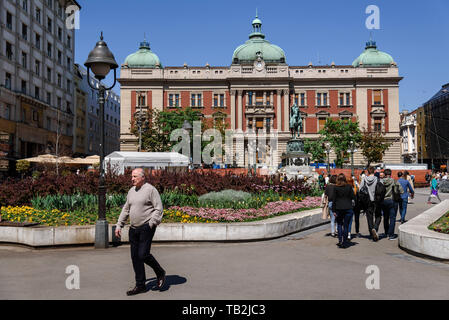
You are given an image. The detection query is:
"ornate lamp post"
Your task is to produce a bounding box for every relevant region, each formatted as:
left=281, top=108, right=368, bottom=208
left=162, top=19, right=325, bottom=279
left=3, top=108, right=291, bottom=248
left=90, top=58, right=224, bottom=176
left=347, top=140, right=357, bottom=178
left=84, top=33, right=118, bottom=249
left=325, top=142, right=331, bottom=176
left=182, top=120, right=193, bottom=169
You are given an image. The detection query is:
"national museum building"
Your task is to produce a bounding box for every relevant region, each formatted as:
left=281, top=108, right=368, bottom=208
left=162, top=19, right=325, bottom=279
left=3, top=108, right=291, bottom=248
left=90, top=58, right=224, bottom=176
left=118, top=15, right=402, bottom=167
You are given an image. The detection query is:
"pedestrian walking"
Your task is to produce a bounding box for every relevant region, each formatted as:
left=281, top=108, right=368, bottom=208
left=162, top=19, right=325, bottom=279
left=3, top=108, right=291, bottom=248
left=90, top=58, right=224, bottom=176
left=397, top=172, right=414, bottom=223
left=427, top=173, right=442, bottom=204
left=347, top=177, right=361, bottom=239
left=325, top=175, right=338, bottom=237
left=115, top=168, right=166, bottom=296
left=380, top=169, right=404, bottom=240
left=359, top=166, right=384, bottom=242
left=329, top=174, right=355, bottom=248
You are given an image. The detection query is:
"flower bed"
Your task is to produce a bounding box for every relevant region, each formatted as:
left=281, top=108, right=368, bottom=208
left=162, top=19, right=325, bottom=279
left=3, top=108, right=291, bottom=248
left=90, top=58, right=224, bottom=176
left=428, top=211, right=449, bottom=234
left=1, top=196, right=320, bottom=226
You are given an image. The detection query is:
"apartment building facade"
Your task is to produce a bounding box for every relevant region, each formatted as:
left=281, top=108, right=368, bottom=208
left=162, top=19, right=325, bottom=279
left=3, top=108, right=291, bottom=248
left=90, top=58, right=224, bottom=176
left=0, top=0, right=80, bottom=175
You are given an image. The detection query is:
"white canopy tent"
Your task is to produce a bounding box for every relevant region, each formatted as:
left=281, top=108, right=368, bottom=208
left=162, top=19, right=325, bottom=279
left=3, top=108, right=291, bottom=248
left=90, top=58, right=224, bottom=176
left=104, top=152, right=189, bottom=174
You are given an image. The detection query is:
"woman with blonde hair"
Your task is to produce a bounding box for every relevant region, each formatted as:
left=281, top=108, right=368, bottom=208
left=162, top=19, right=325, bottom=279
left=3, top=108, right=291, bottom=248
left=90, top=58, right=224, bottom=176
left=347, top=176, right=360, bottom=239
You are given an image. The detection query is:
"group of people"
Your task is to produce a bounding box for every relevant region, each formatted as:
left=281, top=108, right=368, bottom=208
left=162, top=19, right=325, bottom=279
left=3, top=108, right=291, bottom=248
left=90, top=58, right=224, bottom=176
left=321, top=167, right=416, bottom=249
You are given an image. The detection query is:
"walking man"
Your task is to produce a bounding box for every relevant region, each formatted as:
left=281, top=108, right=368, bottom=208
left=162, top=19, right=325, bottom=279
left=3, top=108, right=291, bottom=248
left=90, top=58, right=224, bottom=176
left=397, top=172, right=414, bottom=223
left=380, top=169, right=404, bottom=240
left=115, top=168, right=166, bottom=296
left=360, top=166, right=382, bottom=241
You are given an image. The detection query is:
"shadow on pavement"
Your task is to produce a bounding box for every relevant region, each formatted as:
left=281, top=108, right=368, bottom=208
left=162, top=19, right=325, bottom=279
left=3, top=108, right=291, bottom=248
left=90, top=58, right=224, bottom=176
left=145, top=275, right=187, bottom=292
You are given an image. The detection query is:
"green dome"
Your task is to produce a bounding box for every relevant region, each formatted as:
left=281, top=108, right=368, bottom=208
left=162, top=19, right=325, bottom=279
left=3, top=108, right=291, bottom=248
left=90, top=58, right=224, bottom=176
left=124, top=41, right=162, bottom=68
left=352, top=40, right=395, bottom=67
left=232, top=16, right=286, bottom=64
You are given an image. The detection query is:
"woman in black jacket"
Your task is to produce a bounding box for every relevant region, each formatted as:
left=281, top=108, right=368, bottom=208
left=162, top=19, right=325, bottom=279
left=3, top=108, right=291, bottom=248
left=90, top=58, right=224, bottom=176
left=330, top=174, right=356, bottom=248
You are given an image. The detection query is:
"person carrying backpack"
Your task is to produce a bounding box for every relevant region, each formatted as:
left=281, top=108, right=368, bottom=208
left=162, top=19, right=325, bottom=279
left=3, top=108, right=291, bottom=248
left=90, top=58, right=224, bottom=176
left=359, top=166, right=384, bottom=242
left=380, top=169, right=404, bottom=240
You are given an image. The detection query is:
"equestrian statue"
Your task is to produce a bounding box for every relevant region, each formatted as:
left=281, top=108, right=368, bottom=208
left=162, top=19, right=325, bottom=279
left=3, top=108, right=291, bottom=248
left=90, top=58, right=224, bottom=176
left=289, top=103, right=303, bottom=139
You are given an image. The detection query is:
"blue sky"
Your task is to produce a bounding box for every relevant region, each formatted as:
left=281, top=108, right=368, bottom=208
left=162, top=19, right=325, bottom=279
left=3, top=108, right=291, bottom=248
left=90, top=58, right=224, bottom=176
left=75, top=0, right=449, bottom=112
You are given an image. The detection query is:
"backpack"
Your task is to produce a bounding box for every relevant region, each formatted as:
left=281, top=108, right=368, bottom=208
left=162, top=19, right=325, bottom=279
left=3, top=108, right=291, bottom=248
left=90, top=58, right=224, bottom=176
left=375, top=181, right=386, bottom=203
left=392, top=182, right=402, bottom=202
left=358, top=180, right=371, bottom=210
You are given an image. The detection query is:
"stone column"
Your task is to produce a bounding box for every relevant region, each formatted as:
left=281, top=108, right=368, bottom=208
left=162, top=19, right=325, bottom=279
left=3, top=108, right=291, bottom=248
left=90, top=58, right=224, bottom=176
left=230, top=90, right=236, bottom=130
left=270, top=91, right=273, bottom=107
left=283, top=89, right=289, bottom=132
left=263, top=91, right=267, bottom=105
left=238, top=90, right=243, bottom=131
left=277, top=90, right=282, bottom=132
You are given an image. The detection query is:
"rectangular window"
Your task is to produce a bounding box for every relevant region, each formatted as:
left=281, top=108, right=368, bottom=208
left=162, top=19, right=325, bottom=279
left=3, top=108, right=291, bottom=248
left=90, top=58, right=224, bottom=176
left=35, top=33, right=41, bottom=49
left=47, top=18, right=52, bottom=33
left=46, top=91, right=51, bottom=104
left=47, top=67, right=51, bottom=81
left=6, top=105, right=11, bottom=120
left=35, top=8, right=41, bottom=23
left=248, top=118, right=253, bottom=129
left=21, top=80, right=27, bottom=94
left=374, top=117, right=382, bottom=132
left=6, top=12, right=13, bottom=30
left=58, top=50, right=62, bottom=64
left=346, top=93, right=351, bottom=106
left=255, top=92, right=263, bottom=106
left=5, top=73, right=12, bottom=89
left=58, top=27, right=62, bottom=41
left=22, top=24, right=28, bottom=40
left=47, top=42, right=52, bottom=57
left=57, top=97, right=62, bottom=108
left=220, top=94, right=224, bottom=107
left=175, top=94, right=179, bottom=107
left=294, top=93, right=299, bottom=105
left=169, top=94, right=173, bottom=107
left=300, top=93, right=306, bottom=106
left=339, top=93, right=344, bottom=106
left=35, top=60, right=40, bottom=75
left=197, top=94, right=202, bottom=107
left=6, top=42, right=13, bottom=60
left=323, top=93, right=328, bottom=106
left=213, top=94, right=218, bottom=107
left=22, top=52, right=27, bottom=68
left=248, top=92, right=253, bottom=105
left=318, top=118, right=327, bottom=131
left=266, top=93, right=270, bottom=106
left=373, top=90, right=382, bottom=105
left=35, top=86, right=40, bottom=99
left=67, top=57, right=71, bottom=71
left=67, top=79, right=71, bottom=92
left=256, top=118, right=264, bottom=130
left=22, top=0, right=28, bottom=12
left=317, top=93, right=321, bottom=106
left=67, top=36, right=71, bottom=48
left=191, top=94, right=196, bottom=107
left=266, top=118, right=271, bottom=134
left=57, top=74, right=61, bottom=87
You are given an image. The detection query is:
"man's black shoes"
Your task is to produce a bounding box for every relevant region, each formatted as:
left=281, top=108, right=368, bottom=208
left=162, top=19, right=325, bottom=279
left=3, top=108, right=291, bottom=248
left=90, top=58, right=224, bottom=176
left=126, top=285, right=147, bottom=296
left=157, top=270, right=166, bottom=289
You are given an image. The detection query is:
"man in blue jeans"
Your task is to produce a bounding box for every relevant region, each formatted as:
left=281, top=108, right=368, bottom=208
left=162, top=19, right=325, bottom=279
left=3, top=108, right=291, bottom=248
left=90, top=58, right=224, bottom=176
left=397, top=172, right=414, bottom=223
left=380, top=169, right=404, bottom=240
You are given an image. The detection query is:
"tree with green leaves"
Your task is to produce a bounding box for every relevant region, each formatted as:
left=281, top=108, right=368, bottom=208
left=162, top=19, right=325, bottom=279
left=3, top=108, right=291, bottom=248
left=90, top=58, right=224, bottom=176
left=359, top=129, right=392, bottom=167
left=319, top=119, right=362, bottom=168
left=303, top=138, right=326, bottom=163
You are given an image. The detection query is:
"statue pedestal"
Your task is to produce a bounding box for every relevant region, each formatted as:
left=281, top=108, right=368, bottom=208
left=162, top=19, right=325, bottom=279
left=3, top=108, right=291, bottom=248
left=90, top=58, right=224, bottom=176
left=280, top=139, right=316, bottom=180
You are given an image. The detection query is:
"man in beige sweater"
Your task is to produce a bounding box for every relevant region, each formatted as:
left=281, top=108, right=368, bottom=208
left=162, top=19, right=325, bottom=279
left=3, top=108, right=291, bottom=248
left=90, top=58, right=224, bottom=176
left=115, top=168, right=166, bottom=296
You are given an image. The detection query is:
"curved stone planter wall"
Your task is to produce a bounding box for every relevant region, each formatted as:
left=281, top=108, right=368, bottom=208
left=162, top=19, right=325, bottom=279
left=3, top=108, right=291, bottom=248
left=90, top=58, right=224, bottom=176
left=0, top=208, right=325, bottom=247
left=399, top=200, right=449, bottom=260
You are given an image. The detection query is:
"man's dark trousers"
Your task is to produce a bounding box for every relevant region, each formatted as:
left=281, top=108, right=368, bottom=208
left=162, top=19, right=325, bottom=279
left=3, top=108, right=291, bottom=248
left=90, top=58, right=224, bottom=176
left=381, top=199, right=396, bottom=237
left=365, top=201, right=382, bottom=235
left=129, top=223, right=165, bottom=288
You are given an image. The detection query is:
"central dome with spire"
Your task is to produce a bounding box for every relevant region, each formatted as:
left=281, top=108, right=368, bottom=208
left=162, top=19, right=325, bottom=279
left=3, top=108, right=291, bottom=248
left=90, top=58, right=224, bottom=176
left=123, top=39, right=162, bottom=69
left=232, top=14, right=286, bottom=65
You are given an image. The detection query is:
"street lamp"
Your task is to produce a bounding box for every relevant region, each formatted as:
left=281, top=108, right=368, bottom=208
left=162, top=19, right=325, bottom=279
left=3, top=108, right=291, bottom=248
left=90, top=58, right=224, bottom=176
left=182, top=120, right=193, bottom=169
left=325, top=142, right=331, bottom=176
left=84, top=33, right=118, bottom=249
left=347, top=140, right=357, bottom=178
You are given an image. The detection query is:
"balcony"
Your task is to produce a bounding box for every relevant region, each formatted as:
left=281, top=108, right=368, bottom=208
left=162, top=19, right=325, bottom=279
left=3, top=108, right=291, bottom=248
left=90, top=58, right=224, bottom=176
left=245, top=104, right=275, bottom=115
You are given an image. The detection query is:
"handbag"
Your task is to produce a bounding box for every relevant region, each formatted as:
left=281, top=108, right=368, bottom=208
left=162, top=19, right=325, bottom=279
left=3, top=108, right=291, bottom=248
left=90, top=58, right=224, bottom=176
left=321, top=193, right=330, bottom=219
